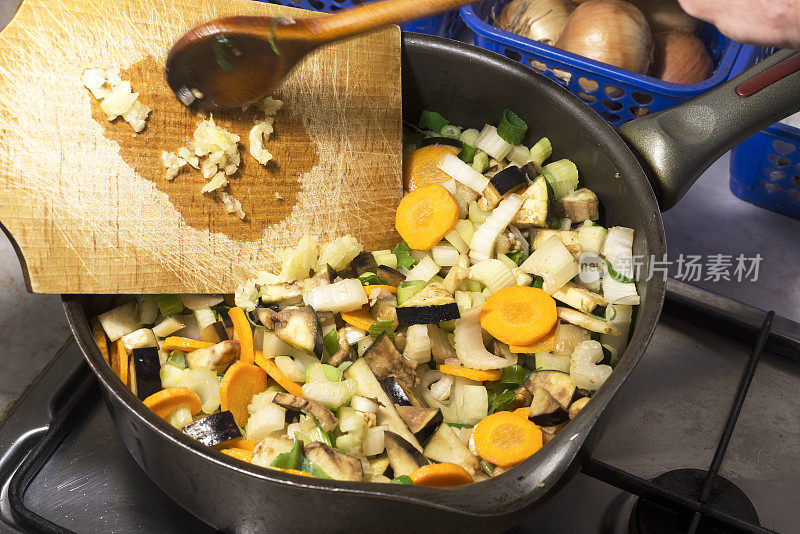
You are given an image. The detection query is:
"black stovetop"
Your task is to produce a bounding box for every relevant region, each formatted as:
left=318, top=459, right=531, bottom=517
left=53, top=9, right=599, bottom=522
left=1, top=280, right=799, bottom=534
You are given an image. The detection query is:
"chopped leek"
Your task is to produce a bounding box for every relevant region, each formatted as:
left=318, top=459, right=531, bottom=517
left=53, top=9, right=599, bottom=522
left=469, top=259, right=516, bottom=292
left=393, top=241, right=416, bottom=270
left=358, top=272, right=389, bottom=286
left=469, top=195, right=524, bottom=261
left=323, top=329, right=339, bottom=358
left=405, top=255, right=440, bottom=283
left=471, top=151, right=489, bottom=173
left=391, top=475, right=414, bottom=485
left=500, top=365, right=526, bottom=385
left=468, top=201, right=489, bottom=224
left=271, top=439, right=302, bottom=469
left=458, top=144, right=477, bottom=164
left=535, top=352, right=571, bottom=373
left=437, top=152, right=490, bottom=193
left=507, top=251, right=527, bottom=266
left=152, top=294, right=183, bottom=317
left=306, top=362, right=343, bottom=382
left=368, top=320, right=395, bottom=341
left=496, top=109, right=528, bottom=145
left=578, top=224, right=607, bottom=256
left=418, top=110, right=449, bottom=132
left=440, top=124, right=461, bottom=139
left=507, top=145, right=530, bottom=166
left=299, top=457, right=333, bottom=479
left=167, top=351, right=186, bottom=368
left=444, top=229, right=469, bottom=254
left=604, top=259, right=634, bottom=284
left=488, top=389, right=516, bottom=414
left=519, top=235, right=578, bottom=294
left=543, top=159, right=579, bottom=200
left=496, top=253, right=518, bottom=271
left=532, top=275, right=544, bottom=288
left=475, top=124, right=513, bottom=160
left=460, top=128, right=480, bottom=147
left=303, top=279, right=368, bottom=313
left=431, top=243, right=460, bottom=266
left=455, top=219, right=475, bottom=247
left=397, top=280, right=426, bottom=305
left=529, top=137, right=552, bottom=168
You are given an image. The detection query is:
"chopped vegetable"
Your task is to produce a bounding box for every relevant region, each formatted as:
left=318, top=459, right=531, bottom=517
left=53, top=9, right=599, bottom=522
left=91, top=317, right=110, bottom=363
left=163, top=336, right=214, bottom=352
left=395, top=183, right=460, bottom=251
left=439, top=365, right=502, bottom=382
left=228, top=307, right=255, bottom=364
left=409, top=462, right=473, bottom=487
left=496, top=109, right=528, bottom=145
left=219, top=362, right=269, bottom=427
left=403, top=144, right=461, bottom=191
left=529, top=137, right=552, bottom=169
left=111, top=338, right=129, bottom=386
left=519, top=235, right=579, bottom=294
left=391, top=475, right=414, bottom=485
left=270, top=438, right=302, bottom=469
left=341, top=305, right=377, bottom=331
left=418, top=110, right=449, bottom=132
left=220, top=448, right=253, bottom=463
left=393, top=241, right=416, bottom=270
left=183, top=411, right=242, bottom=446
left=474, top=124, right=512, bottom=160
left=254, top=350, right=304, bottom=397
left=480, top=286, right=557, bottom=346
left=469, top=194, right=523, bottom=261
left=454, top=307, right=517, bottom=370
left=152, top=294, right=184, bottom=317
left=542, top=159, right=579, bottom=200
left=143, top=387, right=202, bottom=419
left=397, top=280, right=426, bottom=305
left=304, top=279, right=368, bottom=313
left=473, top=411, right=543, bottom=467
left=500, top=365, right=527, bottom=386
left=437, top=152, right=490, bottom=194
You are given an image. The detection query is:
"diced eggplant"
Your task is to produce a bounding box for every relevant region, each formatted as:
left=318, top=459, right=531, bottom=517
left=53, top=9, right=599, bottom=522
left=530, top=229, right=581, bottom=256
left=186, top=340, right=240, bottom=373
left=183, top=410, right=242, bottom=447
left=258, top=305, right=323, bottom=357
left=600, top=344, right=614, bottom=366
left=513, top=174, right=553, bottom=228
left=383, top=377, right=412, bottom=406
left=555, top=188, right=599, bottom=222
left=370, top=295, right=399, bottom=330
left=540, top=423, right=564, bottom=445
left=396, top=405, right=442, bottom=445
left=569, top=397, right=591, bottom=419
left=327, top=326, right=356, bottom=367
left=304, top=442, right=363, bottom=482
left=384, top=431, right=428, bottom=477
left=422, top=423, right=480, bottom=475
left=370, top=457, right=391, bottom=477
left=212, top=320, right=229, bottom=341
left=527, top=386, right=570, bottom=427
left=418, top=136, right=462, bottom=150
left=506, top=385, right=533, bottom=411
left=524, top=370, right=577, bottom=409
left=272, top=392, right=338, bottom=432
left=198, top=322, right=222, bottom=344
left=132, top=347, right=161, bottom=400
left=376, top=266, right=406, bottom=286
left=363, top=333, right=419, bottom=388
left=259, top=282, right=304, bottom=305
left=251, top=435, right=299, bottom=468
left=477, top=183, right=503, bottom=211
left=490, top=166, right=528, bottom=196
left=397, top=283, right=460, bottom=326
left=351, top=252, right=378, bottom=276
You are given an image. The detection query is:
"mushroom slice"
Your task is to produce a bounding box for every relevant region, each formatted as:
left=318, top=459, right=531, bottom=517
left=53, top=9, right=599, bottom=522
left=258, top=305, right=323, bottom=357
left=363, top=333, right=419, bottom=388
left=272, top=392, right=338, bottom=432
left=185, top=340, right=240, bottom=373
left=304, top=442, right=363, bottom=482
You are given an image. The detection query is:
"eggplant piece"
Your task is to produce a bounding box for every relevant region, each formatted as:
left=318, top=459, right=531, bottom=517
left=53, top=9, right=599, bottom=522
left=259, top=282, right=304, bottom=305
left=370, top=295, right=399, bottom=330
left=477, top=183, right=503, bottom=211
left=211, top=320, right=229, bottom=341
left=528, top=386, right=570, bottom=427
left=258, top=305, right=323, bottom=357
left=382, top=377, right=412, bottom=406
left=418, top=136, right=462, bottom=150
left=351, top=252, right=378, bottom=276
left=327, top=326, right=356, bottom=367
left=569, top=396, right=591, bottom=419
left=513, top=174, right=554, bottom=229
left=251, top=435, right=299, bottom=468
left=304, top=442, right=363, bottom=482
left=555, top=188, right=599, bottom=222
left=363, top=333, right=419, bottom=388
left=183, top=410, right=242, bottom=446
left=600, top=344, right=614, bottom=367
left=422, top=423, right=480, bottom=475
left=272, top=392, right=338, bottom=432
left=524, top=370, right=577, bottom=409
left=506, top=385, right=533, bottom=411
left=376, top=265, right=406, bottom=286
left=186, top=340, right=240, bottom=373
left=384, top=431, right=428, bottom=477
left=396, top=405, right=442, bottom=445
left=490, top=166, right=528, bottom=196
left=132, top=347, right=161, bottom=400
left=540, top=423, right=564, bottom=445
left=397, top=283, right=460, bottom=326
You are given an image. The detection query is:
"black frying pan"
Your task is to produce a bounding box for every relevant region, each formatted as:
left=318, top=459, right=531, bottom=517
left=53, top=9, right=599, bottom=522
left=60, top=34, right=800, bottom=534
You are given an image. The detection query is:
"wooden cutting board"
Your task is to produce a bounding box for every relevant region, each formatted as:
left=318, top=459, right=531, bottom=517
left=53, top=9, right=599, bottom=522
left=0, top=0, right=402, bottom=294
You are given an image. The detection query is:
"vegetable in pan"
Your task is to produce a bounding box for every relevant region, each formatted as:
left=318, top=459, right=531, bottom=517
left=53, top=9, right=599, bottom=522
left=91, top=108, right=639, bottom=487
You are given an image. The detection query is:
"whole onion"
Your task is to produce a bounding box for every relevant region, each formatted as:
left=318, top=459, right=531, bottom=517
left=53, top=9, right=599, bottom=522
left=555, top=0, right=654, bottom=75
left=495, top=0, right=575, bottom=45
left=652, top=31, right=713, bottom=84
left=629, top=0, right=700, bottom=33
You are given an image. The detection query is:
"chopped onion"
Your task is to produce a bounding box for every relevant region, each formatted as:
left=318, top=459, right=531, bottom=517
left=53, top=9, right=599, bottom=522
left=404, top=324, right=432, bottom=364
left=363, top=426, right=386, bottom=456
left=520, top=235, right=578, bottom=294
left=601, top=226, right=635, bottom=266
left=469, top=259, right=517, bottom=292
left=469, top=194, right=523, bottom=261
left=121, top=328, right=158, bottom=351
left=437, top=152, right=490, bottom=194
left=405, top=255, right=441, bottom=282
left=193, top=307, right=216, bottom=331
left=181, top=294, right=224, bottom=310
left=280, top=234, right=319, bottom=282
left=474, top=124, right=513, bottom=160
left=274, top=355, right=305, bottom=382
left=245, top=403, right=286, bottom=441
left=601, top=304, right=633, bottom=357
left=430, top=374, right=454, bottom=401
left=344, top=326, right=367, bottom=345
left=179, top=368, right=221, bottom=413
left=303, top=278, right=367, bottom=312
left=97, top=301, right=141, bottom=341
left=351, top=395, right=379, bottom=414
left=431, top=244, right=460, bottom=266
left=603, top=275, right=641, bottom=305
left=152, top=316, right=185, bottom=338
left=454, top=307, right=518, bottom=370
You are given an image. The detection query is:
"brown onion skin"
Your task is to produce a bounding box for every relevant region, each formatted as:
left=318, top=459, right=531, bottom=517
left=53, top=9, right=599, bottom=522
left=495, top=0, right=575, bottom=46
left=555, top=0, right=654, bottom=75
left=652, top=31, right=713, bottom=84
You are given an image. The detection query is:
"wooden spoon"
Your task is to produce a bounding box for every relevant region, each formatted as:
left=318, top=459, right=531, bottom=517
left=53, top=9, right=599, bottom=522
left=166, top=0, right=473, bottom=110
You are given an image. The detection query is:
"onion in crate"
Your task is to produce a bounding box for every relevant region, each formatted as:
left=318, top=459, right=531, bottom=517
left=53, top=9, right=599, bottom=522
left=555, top=0, right=654, bottom=75
left=652, top=31, right=713, bottom=84
left=494, top=0, right=575, bottom=45
left=629, top=0, right=700, bottom=33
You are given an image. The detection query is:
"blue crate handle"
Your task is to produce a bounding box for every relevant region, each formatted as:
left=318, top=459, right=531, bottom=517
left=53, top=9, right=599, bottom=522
left=619, top=50, right=800, bottom=210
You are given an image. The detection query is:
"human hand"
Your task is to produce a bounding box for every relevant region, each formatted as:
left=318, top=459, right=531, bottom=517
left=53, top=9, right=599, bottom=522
left=678, top=0, right=800, bottom=48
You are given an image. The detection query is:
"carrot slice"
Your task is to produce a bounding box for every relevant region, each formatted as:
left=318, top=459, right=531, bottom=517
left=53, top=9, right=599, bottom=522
left=220, top=362, right=268, bottom=427
left=403, top=144, right=461, bottom=191
left=473, top=411, right=543, bottom=467
left=254, top=350, right=304, bottom=397
left=511, top=407, right=531, bottom=419
left=229, top=307, right=254, bottom=364
left=282, top=468, right=315, bottom=478
left=111, top=339, right=129, bottom=387
left=220, top=448, right=253, bottom=463
left=395, top=183, right=460, bottom=251
left=340, top=305, right=377, bottom=331
left=215, top=437, right=258, bottom=451
left=439, top=364, right=502, bottom=382
left=363, top=284, right=398, bottom=296
left=143, top=387, right=202, bottom=419
left=163, top=336, right=214, bottom=352
left=480, top=286, right=558, bottom=346
left=91, top=317, right=110, bottom=363
left=509, top=325, right=557, bottom=353
left=409, top=462, right=473, bottom=487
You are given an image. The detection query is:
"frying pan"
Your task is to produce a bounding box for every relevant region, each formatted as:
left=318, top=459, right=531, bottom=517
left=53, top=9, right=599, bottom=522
left=59, top=34, right=800, bottom=533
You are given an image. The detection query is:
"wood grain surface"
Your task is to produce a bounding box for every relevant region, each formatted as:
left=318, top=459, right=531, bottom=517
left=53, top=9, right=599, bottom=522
left=0, top=0, right=403, bottom=294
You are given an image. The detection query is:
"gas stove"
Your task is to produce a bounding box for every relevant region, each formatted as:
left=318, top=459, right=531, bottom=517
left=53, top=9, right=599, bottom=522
left=0, top=279, right=798, bottom=534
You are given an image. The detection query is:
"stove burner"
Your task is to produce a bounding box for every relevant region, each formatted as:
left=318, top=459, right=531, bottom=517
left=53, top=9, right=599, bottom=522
left=629, top=469, right=759, bottom=534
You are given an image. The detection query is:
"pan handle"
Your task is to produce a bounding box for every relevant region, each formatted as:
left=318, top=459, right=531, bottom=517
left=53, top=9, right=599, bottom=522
left=619, top=49, right=800, bottom=211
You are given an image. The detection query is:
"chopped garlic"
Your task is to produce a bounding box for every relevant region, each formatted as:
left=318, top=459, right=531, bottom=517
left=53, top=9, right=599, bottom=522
left=234, top=277, right=259, bottom=311
left=122, top=100, right=151, bottom=133
left=177, top=147, right=199, bottom=169
left=194, top=118, right=240, bottom=158
left=83, top=68, right=150, bottom=133
left=219, top=191, right=246, bottom=219
left=99, top=81, right=138, bottom=120
left=201, top=172, right=228, bottom=194
left=249, top=118, right=275, bottom=166
left=258, top=97, right=283, bottom=117
left=161, top=151, right=185, bottom=180
left=81, top=68, right=110, bottom=99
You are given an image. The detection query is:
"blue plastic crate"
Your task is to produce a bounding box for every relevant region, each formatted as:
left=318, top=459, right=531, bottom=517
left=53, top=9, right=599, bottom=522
left=460, top=0, right=746, bottom=126
left=728, top=46, right=800, bottom=220
left=267, top=0, right=464, bottom=38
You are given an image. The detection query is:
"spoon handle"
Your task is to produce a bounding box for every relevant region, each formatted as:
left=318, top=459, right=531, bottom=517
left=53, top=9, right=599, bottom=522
left=303, top=0, right=473, bottom=42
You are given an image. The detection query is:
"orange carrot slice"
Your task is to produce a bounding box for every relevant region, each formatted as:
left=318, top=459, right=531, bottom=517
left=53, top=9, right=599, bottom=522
left=439, top=364, right=502, bottom=382
left=143, top=387, right=202, bottom=419
left=220, top=448, right=253, bottom=463
left=363, top=285, right=398, bottom=296
left=409, top=462, right=473, bottom=487
left=509, top=325, right=557, bottom=353
left=163, top=337, right=214, bottom=352
left=220, top=362, right=268, bottom=427
left=111, top=339, right=129, bottom=387
left=395, top=183, right=460, bottom=251
left=215, top=437, right=258, bottom=451
left=480, top=286, right=558, bottom=346
left=254, top=350, right=304, bottom=397
left=282, top=468, right=315, bottom=478
left=229, top=307, right=254, bottom=364
left=403, top=144, right=461, bottom=191
left=473, top=411, right=543, bottom=467
left=511, top=407, right=531, bottom=420
left=340, top=305, right=377, bottom=331
left=91, top=317, right=110, bottom=363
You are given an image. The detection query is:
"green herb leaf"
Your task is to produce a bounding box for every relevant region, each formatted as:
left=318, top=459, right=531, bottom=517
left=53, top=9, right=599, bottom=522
left=446, top=422, right=474, bottom=429
left=391, top=475, right=414, bottom=485
left=270, top=439, right=302, bottom=470
left=323, top=329, right=339, bottom=359
left=152, top=295, right=183, bottom=317
left=496, top=109, right=528, bottom=145
left=500, top=365, right=526, bottom=386
left=507, top=251, right=527, bottom=266
left=393, top=241, right=416, bottom=270
left=581, top=301, right=608, bottom=322
left=532, top=276, right=544, bottom=289
left=299, top=457, right=332, bottom=479
left=488, top=389, right=516, bottom=414
left=358, top=272, right=389, bottom=286
left=604, top=259, right=635, bottom=284
left=418, top=110, right=449, bottom=132
left=368, top=320, right=395, bottom=342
